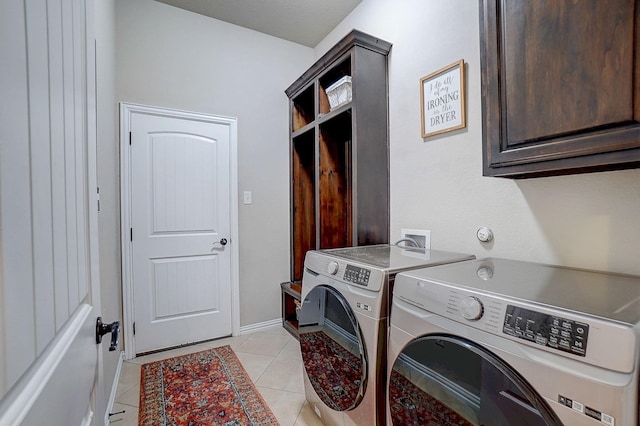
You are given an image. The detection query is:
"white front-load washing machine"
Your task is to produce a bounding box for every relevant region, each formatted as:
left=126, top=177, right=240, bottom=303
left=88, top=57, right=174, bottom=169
left=387, top=258, right=640, bottom=425
left=299, top=244, right=474, bottom=425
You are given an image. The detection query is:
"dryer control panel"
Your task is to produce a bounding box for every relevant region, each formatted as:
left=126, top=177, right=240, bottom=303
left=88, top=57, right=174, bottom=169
left=503, top=305, right=589, bottom=357
left=393, top=273, right=637, bottom=373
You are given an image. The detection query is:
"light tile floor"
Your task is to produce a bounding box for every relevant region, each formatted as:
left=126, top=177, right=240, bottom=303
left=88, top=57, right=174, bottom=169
left=108, top=326, right=324, bottom=426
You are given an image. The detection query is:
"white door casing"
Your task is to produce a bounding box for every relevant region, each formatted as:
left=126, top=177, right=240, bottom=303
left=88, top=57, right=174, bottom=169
left=121, top=103, right=240, bottom=358
left=0, top=0, right=104, bottom=425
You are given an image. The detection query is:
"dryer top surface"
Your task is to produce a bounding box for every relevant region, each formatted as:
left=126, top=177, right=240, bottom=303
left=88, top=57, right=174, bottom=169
left=399, top=257, right=640, bottom=325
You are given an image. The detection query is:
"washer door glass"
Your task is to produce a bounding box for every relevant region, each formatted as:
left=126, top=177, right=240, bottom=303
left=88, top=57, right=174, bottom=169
left=389, top=335, right=563, bottom=426
left=299, top=285, right=367, bottom=412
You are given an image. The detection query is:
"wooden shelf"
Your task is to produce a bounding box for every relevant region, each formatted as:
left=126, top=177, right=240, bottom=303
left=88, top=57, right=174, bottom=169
left=286, top=29, right=392, bottom=283
left=282, top=30, right=391, bottom=337
left=291, top=122, right=316, bottom=139
left=316, top=103, right=352, bottom=126
left=291, top=84, right=315, bottom=132
left=281, top=282, right=302, bottom=340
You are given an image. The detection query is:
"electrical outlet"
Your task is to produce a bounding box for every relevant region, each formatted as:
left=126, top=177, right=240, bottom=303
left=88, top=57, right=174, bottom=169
left=400, top=228, right=431, bottom=249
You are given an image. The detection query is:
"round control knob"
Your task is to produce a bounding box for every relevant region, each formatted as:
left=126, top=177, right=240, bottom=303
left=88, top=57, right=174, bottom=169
left=460, top=296, right=484, bottom=321
left=327, top=261, right=339, bottom=275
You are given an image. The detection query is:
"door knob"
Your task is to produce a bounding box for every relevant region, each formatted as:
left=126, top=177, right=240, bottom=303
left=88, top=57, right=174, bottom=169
left=213, top=238, right=228, bottom=247
left=96, top=317, right=120, bottom=351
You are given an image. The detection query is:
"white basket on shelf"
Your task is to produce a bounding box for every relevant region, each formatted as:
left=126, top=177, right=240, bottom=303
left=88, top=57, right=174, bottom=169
left=326, top=76, right=352, bottom=110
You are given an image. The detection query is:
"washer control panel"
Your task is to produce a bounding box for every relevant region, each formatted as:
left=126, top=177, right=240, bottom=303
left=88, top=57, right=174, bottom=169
left=343, top=264, right=371, bottom=286
left=503, top=305, right=589, bottom=357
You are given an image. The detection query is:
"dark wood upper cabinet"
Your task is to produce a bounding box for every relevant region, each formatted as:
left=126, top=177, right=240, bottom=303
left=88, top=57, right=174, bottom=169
left=286, top=30, right=391, bottom=282
left=480, top=0, right=640, bottom=178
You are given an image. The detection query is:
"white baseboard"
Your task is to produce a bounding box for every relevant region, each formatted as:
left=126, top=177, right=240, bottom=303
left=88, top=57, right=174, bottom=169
left=239, top=318, right=282, bottom=335
left=104, top=351, right=125, bottom=426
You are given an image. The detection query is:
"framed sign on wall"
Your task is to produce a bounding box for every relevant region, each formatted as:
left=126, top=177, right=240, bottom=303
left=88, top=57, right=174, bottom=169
left=420, top=59, right=466, bottom=138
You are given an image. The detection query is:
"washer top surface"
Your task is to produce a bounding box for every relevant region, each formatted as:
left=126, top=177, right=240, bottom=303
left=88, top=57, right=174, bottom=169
left=320, top=244, right=474, bottom=273
left=401, top=257, right=640, bottom=325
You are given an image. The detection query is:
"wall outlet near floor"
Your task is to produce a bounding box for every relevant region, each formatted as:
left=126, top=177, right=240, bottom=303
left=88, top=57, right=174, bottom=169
left=400, top=228, right=431, bottom=249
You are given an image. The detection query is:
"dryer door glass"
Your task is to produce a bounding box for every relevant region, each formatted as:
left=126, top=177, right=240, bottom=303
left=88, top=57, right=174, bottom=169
left=299, top=285, right=367, bottom=412
left=389, top=335, right=562, bottom=426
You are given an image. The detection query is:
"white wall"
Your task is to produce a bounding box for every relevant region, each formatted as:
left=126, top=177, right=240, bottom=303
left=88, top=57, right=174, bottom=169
left=114, top=0, right=314, bottom=326
left=109, top=0, right=640, bottom=336
left=317, top=0, right=640, bottom=275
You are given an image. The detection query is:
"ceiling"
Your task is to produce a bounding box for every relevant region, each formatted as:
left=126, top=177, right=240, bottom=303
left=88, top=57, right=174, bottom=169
left=154, top=0, right=363, bottom=47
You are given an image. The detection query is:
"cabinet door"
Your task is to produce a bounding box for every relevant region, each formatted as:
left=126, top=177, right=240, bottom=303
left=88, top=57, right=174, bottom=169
left=480, top=0, right=640, bottom=178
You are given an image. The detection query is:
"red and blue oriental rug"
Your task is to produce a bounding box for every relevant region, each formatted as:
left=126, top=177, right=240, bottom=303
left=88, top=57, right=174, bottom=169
left=299, top=330, right=363, bottom=411
left=138, top=345, right=278, bottom=425
left=388, top=369, right=473, bottom=425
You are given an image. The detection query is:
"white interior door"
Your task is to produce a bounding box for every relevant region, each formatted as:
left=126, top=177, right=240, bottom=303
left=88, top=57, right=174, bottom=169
left=128, top=106, right=236, bottom=354
left=0, top=0, right=104, bottom=424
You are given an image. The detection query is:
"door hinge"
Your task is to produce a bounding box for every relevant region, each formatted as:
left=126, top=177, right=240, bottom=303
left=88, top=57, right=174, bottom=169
left=130, top=228, right=133, bottom=242
left=129, top=131, right=132, bottom=145
left=96, top=187, right=101, bottom=212
left=133, top=322, right=136, bottom=336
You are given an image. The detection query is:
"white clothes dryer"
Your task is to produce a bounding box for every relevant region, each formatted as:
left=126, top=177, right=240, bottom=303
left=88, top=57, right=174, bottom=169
left=299, top=244, right=474, bottom=425
left=387, top=258, right=640, bottom=426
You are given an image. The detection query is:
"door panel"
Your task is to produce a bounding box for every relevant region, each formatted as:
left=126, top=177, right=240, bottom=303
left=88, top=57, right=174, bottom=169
left=131, top=111, right=233, bottom=354
left=20, top=305, right=97, bottom=426
left=151, top=134, right=218, bottom=233
left=152, top=256, right=219, bottom=317
left=0, top=0, right=101, bottom=423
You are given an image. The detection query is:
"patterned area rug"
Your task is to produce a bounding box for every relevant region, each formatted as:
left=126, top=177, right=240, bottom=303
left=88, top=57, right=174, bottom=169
left=388, top=369, right=473, bottom=425
left=138, top=345, right=278, bottom=425
left=299, top=330, right=363, bottom=411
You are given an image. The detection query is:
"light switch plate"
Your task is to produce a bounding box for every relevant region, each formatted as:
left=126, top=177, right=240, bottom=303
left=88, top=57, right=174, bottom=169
left=243, top=191, right=252, bottom=205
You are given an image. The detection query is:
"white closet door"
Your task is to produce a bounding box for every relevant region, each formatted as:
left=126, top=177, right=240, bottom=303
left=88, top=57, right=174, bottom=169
left=128, top=108, right=234, bottom=354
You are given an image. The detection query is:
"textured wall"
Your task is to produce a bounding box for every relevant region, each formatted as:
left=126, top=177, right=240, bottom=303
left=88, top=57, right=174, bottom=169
left=317, top=0, right=640, bottom=275
left=114, top=0, right=313, bottom=327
